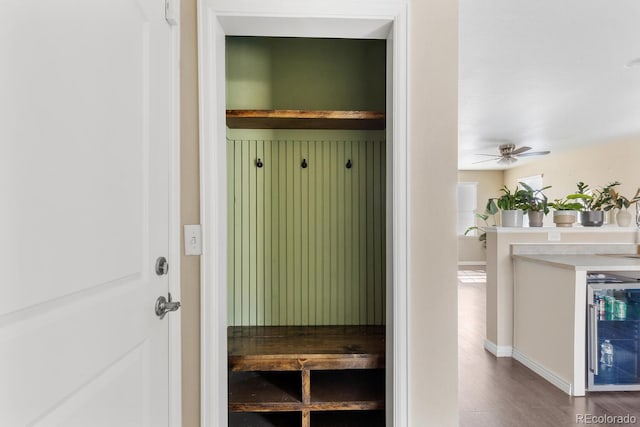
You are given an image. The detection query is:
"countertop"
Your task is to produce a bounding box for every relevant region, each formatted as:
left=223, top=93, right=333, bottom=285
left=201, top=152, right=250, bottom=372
left=486, top=226, right=639, bottom=233
left=512, top=253, right=640, bottom=271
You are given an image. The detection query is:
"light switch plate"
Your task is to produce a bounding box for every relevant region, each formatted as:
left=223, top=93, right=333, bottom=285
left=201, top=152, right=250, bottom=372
left=184, top=224, right=202, bottom=255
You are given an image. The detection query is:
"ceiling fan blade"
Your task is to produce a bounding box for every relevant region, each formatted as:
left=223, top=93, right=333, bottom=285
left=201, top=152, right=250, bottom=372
left=472, top=157, right=501, bottom=164
left=510, top=146, right=532, bottom=155
left=516, top=150, right=551, bottom=157
left=476, top=153, right=502, bottom=157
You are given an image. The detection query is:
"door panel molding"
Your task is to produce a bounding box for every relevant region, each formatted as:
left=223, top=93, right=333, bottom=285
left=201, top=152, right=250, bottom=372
left=32, top=342, right=150, bottom=427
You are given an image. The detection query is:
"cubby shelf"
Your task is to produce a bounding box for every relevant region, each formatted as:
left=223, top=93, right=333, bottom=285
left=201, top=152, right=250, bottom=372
left=227, top=326, right=385, bottom=427
left=228, top=411, right=385, bottom=427
left=229, top=371, right=302, bottom=412
left=226, top=109, right=386, bottom=130
left=228, top=370, right=385, bottom=413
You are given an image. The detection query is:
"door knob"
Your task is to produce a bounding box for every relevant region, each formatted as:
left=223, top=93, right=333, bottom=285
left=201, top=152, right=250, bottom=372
left=155, top=292, right=181, bottom=319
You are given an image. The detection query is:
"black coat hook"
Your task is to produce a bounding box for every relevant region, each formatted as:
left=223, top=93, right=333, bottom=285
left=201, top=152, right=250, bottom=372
left=346, top=159, right=352, bottom=169
left=301, top=159, right=308, bottom=169
left=256, top=158, right=263, bottom=168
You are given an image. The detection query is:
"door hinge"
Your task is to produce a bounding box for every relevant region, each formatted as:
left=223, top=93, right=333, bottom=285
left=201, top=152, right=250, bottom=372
left=164, top=0, right=178, bottom=26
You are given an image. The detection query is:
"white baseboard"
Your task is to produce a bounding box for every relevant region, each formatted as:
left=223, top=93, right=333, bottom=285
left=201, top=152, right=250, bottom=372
left=483, top=339, right=513, bottom=357
left=457, top=261, right=487, bottom=266
left=512, top=348, right=573, bottom=395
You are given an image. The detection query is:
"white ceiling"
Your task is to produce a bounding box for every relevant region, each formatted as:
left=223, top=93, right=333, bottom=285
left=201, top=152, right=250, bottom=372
left=459, top=0, right=640, bottom=170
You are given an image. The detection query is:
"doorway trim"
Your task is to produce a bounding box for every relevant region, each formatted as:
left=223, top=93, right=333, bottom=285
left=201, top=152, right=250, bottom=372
left=197, top=2, right=409, bottom=426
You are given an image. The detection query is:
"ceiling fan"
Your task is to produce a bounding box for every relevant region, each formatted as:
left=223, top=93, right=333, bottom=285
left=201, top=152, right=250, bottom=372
left=474, top=143, right=550, bottom=165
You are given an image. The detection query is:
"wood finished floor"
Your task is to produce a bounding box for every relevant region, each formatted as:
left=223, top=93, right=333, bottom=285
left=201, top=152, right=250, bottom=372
left=458, top=270, right=640, bottom=427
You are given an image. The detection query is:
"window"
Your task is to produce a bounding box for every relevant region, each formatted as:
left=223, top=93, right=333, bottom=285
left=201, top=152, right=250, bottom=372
left=518, top=174, right=543, bottom=192
left=457, top=182, right=478, bottom=235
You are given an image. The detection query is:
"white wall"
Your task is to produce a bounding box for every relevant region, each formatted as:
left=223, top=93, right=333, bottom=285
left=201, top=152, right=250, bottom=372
left=409, top=0, right=459, bottom=425
left=512, top=258, right=583, bottom=395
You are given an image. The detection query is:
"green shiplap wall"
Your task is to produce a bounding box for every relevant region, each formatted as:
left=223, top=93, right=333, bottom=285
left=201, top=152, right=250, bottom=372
left=225, top=36, right=387, bottom=143
left=226, top=37, right=386, bottom=111
left=227, top=139, right=386, bottom=326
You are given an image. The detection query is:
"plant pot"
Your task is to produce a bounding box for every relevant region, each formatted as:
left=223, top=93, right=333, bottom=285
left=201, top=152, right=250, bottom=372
left=580, top=211, right=604, bottom=227
left=616, top=209, right=632, bottom=227
left=527, top=211, right=544, bottom=227
left=501, top=209, right=523, bottom=227
left=553, top=211, right=576, bottom=227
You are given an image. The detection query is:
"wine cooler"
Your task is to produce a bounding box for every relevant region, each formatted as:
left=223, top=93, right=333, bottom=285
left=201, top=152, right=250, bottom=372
left=587, top=275, right=640, bottom=391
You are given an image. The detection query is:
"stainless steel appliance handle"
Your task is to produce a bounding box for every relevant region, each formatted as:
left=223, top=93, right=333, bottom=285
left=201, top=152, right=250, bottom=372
left=589, top=303, right=598, bottom=376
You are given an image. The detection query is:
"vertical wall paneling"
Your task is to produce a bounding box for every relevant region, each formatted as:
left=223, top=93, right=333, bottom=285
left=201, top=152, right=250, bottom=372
left=249, top=141, right=257, bottom=325
left=301, top=141, right=309, bottom=326
left=227, top=138, right=386, bottom=326
left=337, top=141, right=345, bottom=325
left=263, top=140, right=272, bottom=325
left=308, top=141, right=317, bottom=325
left=234, top=141, right=243, bottom=325
left=278, top=141, right=287, bottom=325
left=344, top=140, right=352, bottom=324
left=359, top=141, right=368, bottom=324
left=322, top=142, right=331, bottom=323
left=256, top=140, right=264, bottom=325
left=270, top=141, right=280, bottom=325
left=227, top=142, right=235, bottom=326
left=376, top=145, right=387, bottom=323
left=293, top=141, right=301, bottom=324
left=351, top=141, right=360, bottom=324
left=286, top=142, right=294, bottom=323
left=329, top=140, right=337, bottom=324
left=373, top=140, right=384, bottom=324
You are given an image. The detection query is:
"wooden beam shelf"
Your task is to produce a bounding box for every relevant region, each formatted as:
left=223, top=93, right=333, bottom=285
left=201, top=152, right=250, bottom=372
left=226, top=109, right=386, bottom=130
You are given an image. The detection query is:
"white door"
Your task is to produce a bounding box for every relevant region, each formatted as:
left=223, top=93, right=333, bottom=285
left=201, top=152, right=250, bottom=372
left=0, top=0, right=176, bottom=426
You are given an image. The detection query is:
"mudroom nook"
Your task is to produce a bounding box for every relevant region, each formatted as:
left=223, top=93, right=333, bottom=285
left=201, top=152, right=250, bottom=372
left=225, top=36, right=388, bottom=427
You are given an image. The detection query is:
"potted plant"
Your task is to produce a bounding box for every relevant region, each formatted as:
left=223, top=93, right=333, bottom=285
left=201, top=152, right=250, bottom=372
left=607, top=187, right=640, bottom=227
left=573, top=181, right=620, bottom=226
left=549, top=197, right=584, bottom=227
left=492, top=185, right=527, bottom=227
left=519, top=182, right=551, bottom=227
left=464, top=199, right=499, bottom=247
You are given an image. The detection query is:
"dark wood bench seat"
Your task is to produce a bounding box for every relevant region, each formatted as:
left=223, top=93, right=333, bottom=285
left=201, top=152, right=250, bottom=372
left=228, top=325, right=385, bottom=371
left=227, top=325, right=386, bottom=427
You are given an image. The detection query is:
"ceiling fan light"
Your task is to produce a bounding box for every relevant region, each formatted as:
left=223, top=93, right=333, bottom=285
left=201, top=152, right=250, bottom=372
left=625, top=57, right=640, bottom=68
left=498, top=156, right=516, bottom=165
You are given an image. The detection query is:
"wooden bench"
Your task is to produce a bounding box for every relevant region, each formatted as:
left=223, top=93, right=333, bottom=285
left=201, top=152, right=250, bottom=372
left=228, top=326, right=385, bottom=427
